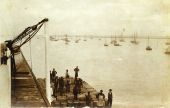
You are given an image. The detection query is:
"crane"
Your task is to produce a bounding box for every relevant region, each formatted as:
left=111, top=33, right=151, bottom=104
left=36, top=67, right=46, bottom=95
left=5, top=18, right=48, bottom=81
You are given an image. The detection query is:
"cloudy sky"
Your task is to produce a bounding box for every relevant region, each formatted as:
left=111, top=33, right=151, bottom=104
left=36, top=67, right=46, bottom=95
left=0, top=0, right=170, bottom=39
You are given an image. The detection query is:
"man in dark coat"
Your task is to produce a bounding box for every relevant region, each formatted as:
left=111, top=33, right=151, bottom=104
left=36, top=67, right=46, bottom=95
left=107, top=89, right=113, bottom=107
left=65, top=78, right=70, bottom=93
left=53, top=76, right=58, bottom=97
left=52, top=68, right=57, bottom=82
left=86, top=91, right=92, bottom=106
left=74, top=66, right=79, bottom=78
left=73, top=85, right=78, bottom=100
left=59, top=77, right=64, bottom=96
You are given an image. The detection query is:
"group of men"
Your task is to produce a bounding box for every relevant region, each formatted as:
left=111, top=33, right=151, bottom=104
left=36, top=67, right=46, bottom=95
left=96, top=89, right=113, bottom=107
left=50, top=66, right=82, bottom=99
left=50, top=66, right=113, bottom=107
left=85, top=89, right=113, bottom=107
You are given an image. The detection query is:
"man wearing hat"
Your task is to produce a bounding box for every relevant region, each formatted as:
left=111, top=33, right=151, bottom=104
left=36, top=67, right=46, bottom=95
left=97, top=90, right=105, bottom=107
left=108, top=89, right=113, bottom=107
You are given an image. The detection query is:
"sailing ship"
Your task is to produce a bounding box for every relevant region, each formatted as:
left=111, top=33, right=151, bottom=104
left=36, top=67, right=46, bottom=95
left=131, top=32, right=138, bottom=44
left=146, top=36, right=152, bottom=50
left=110, top=36, right=115, bottom=44
left=165, top=46, right=170, bottom=54
left=113, top=35, right=120, bottom=46
left=104, top=39, right=109, bottom=46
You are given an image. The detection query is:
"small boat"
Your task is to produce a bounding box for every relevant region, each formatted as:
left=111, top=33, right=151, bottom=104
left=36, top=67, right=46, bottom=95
left=110, top=36, right=115, bottom=44
left=63, top=34, right=70, bottom=43
left=165, top=46, right=170, bottom=54
left=165, top=42, right=170, bottom=45
left=75, top=39, right=80, bottom=43
left=83, top=36, right=87, bottom=41
left=50, top=35, right=59, bottom=41
left=75, top=36, right=80, bottom=43
left=114, top=41, right=120, bottom=46
left=113, top=35, right=120, bottom=46
left=146, top=46, right=152, bottom=50
left=146, top=36, right=152, bottom=51
left=131, top=32, right=138, bottom=44
left=104, top=39, right=109, bottom=46
left=104, top=43, right=108, bottom=46
left=165, top=39, right=170, bottom=45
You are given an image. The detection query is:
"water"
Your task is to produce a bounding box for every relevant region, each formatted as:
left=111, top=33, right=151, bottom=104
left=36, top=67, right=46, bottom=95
left=22, top=37, right=170, bottom=108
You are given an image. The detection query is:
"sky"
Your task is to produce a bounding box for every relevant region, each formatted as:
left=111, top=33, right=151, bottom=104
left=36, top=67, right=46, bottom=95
left=0, top=0, right=170, bottom=40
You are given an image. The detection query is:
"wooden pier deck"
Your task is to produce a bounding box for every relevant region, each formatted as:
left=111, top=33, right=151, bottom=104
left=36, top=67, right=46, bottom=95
left=37, top=77, right=99, bottom=107
left=11, top=50, right=101, bottom=107
left=11, top=51, right=50, bottom=107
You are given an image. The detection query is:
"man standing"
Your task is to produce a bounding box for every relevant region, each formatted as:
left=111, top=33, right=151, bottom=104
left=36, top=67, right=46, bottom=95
left=52, top=68, right=57, bottom=82
left=74, top=66, right=79, bottom=78
left=86, top=91, right=92, bottom=106
left=107, top=89, right=113, bottom=107
left=97, top=90, right=105, bottom=107
left=59, top=77, right=64, bottom=96
left=53, top=76, right=58, bottom=97
left=73, top=85, right=78, bottom=100
left=65, top=69, right=69, bottom=78
left=65, top=78, right=70, bottom=93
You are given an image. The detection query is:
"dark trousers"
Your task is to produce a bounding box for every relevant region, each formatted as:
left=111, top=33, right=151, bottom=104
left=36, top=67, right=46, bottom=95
left=108, top=99, right=112, bottom=107
left=74, top=94, right=78, bottom=100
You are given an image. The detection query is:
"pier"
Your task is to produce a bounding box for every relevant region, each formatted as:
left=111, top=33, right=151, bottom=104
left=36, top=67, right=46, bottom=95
left=37, top=77, right=99, bottom=107
left=1, top=45, right=101, bottom=107
left=11, top=50, right=101, bottom=107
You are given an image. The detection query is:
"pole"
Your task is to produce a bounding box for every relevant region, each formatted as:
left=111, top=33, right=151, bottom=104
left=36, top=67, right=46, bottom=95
left=44, top=23, right=51, bottom=103
left=29, top=40, right=33, bottom=69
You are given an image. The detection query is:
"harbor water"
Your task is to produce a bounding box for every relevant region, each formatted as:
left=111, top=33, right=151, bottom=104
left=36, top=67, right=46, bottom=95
left=22, top=37, right=170, bottom=108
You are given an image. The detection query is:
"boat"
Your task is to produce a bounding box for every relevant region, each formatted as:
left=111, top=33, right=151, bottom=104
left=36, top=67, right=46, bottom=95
left=113, top=35, right=120, bottom=46
left=104, top=39, right=109, bottom=46
left=146, top=36, right=152, bottom=51
left=63, top=34, right=70, bottom=43
left=165, top=46, right=170, bottom=54
left=146, top=46, right=152, bottom=50
left=165, top=39, right=170, bottom=45
left=110, top=36, right=115, bottom=44
left=75, top=39, right=80, bottom=43
left=114, top=41, right=120, bottom=46
left=75, top=36, right=80, bottom=43
left=50, top=35, right=59, bottom=41
left=131, top=33, right=139, bottom=44
left=104, top=43, right=108, bottom=46
left=83, top=36, right=87, bottom=41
